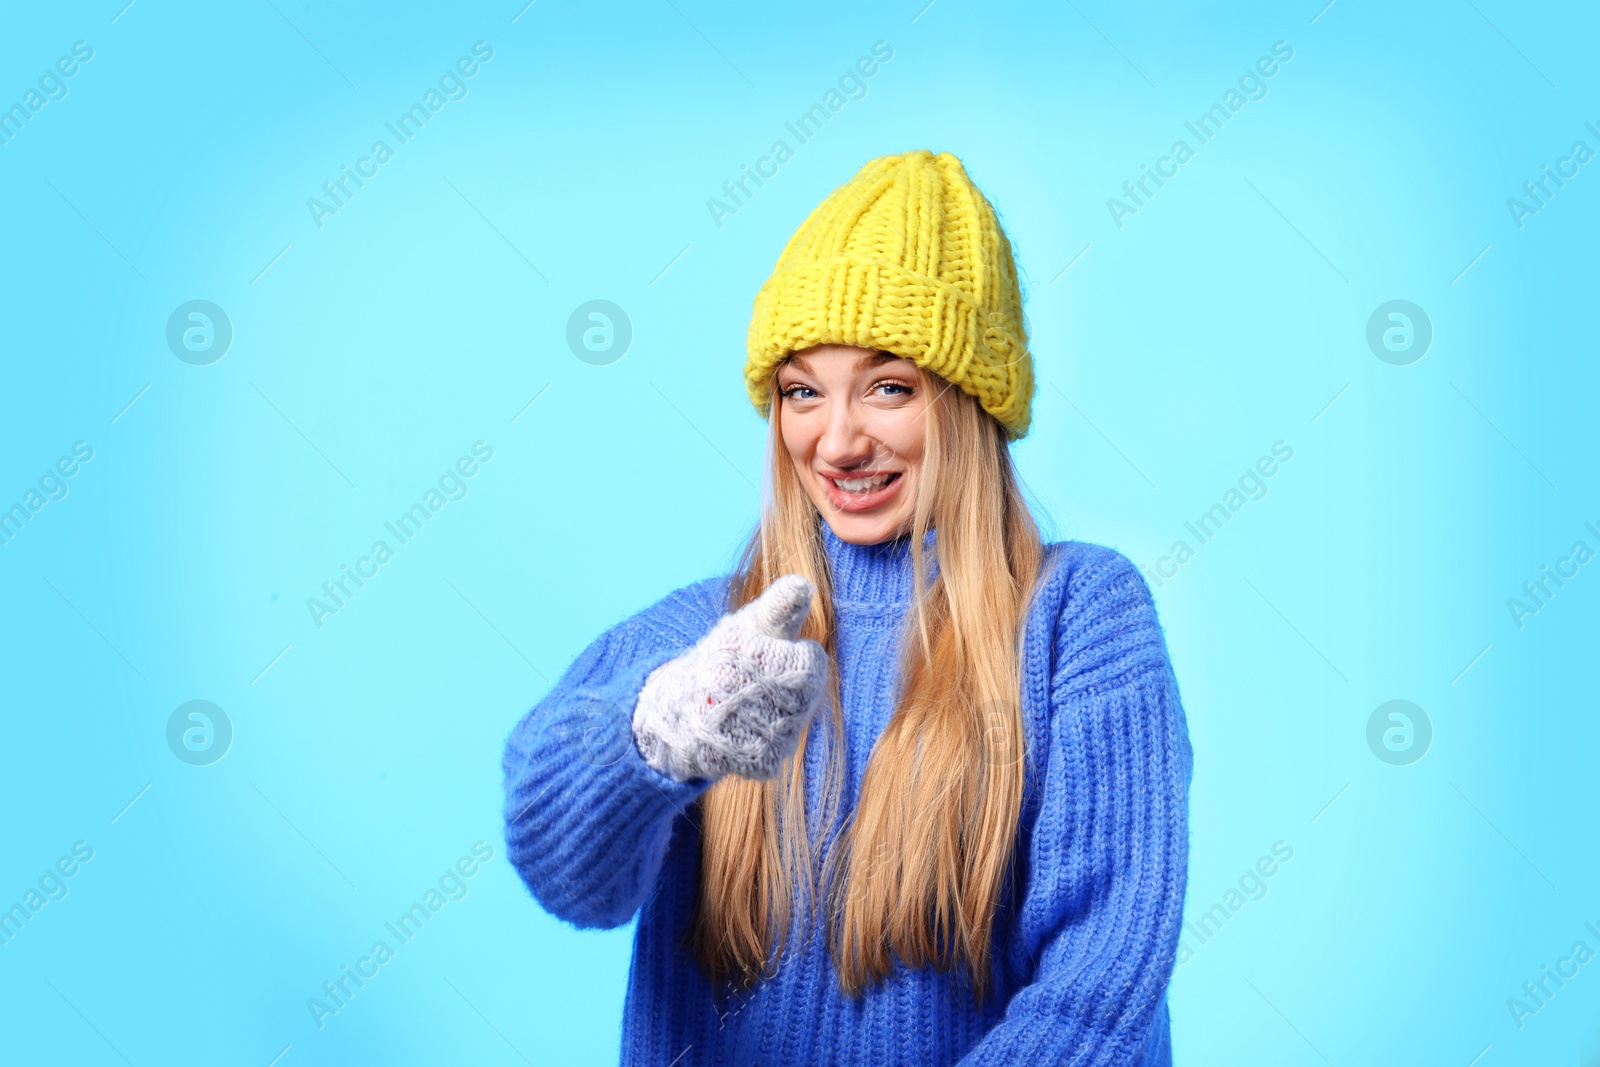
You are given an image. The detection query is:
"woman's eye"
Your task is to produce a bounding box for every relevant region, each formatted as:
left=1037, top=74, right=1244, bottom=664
left=780, top=384, right=817, bottom=400
left=872, top=381, right=913, bottom=397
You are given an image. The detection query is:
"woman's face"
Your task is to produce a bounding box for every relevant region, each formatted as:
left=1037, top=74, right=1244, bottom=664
left=775, top=344, right=929, bottom=545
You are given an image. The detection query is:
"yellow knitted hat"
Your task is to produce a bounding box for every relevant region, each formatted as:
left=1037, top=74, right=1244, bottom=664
left=745, top=149, right=1034, bottom=438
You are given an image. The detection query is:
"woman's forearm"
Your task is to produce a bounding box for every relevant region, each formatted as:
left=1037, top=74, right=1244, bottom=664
left=501, top=619, right=712, bottom=929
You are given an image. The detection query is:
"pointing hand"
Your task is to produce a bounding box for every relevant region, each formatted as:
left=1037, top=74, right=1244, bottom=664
left=632, top=575, right=830, bottom=783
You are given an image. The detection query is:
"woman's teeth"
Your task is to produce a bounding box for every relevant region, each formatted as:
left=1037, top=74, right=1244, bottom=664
left=830, top=472, right=896, bottom=493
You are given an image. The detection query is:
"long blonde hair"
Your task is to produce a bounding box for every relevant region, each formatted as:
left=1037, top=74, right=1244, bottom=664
left=687, top=360, right=1045, bottom=1005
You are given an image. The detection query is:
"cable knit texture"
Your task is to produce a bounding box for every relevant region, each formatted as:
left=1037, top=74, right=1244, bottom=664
left=631, top=574, right=830, bottom=783
left=502, top=520, right=1194, bottom=1065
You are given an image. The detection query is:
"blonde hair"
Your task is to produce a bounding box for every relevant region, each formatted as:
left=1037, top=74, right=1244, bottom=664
left=687, top=360, right=1045, bottom=1005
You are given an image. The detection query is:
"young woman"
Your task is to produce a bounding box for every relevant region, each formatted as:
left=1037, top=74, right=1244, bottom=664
left=502, top=149, right=1194, bottom=1065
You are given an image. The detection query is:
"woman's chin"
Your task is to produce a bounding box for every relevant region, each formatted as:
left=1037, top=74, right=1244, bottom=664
left=821, top=509, right=912, bottom=546
left=811, top=470, right=917, bottom=545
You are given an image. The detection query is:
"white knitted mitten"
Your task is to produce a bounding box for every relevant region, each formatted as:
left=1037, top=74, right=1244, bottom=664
left=632, top=574, right=829, bottom=783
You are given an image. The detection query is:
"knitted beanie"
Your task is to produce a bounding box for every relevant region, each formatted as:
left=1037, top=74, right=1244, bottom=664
left=744, top=149, right=1034, bottom=438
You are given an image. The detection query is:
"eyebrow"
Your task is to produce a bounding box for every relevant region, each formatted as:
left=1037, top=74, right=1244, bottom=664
left=784, top=350, right=899, bottom=374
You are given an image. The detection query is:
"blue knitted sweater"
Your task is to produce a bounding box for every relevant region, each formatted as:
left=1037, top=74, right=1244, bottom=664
left=502, top=521, right=1193, bottom=1065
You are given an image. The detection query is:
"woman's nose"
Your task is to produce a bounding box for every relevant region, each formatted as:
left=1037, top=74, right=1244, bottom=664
left=816, top=398, right=876, bottom=467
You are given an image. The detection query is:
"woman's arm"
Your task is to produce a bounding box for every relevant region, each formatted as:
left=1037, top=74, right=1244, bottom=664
left=500, top=577, right=729, bottom=930
left=959, top=548, right=1194, bottom=1066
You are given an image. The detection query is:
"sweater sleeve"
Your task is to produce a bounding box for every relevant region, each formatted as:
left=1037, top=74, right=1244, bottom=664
left=500, top=577, right=729, bottom=930
left=958, top=548, right=1193, bottom=1067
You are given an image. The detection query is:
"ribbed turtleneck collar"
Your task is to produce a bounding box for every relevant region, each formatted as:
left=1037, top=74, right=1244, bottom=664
left=820, top=519, right=938, bottom=607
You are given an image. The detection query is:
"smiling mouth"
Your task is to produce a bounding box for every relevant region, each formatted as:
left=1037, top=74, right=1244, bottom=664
left=827, top=471, right=899, bottom=493
left=817, top=469, right=904, bottom=513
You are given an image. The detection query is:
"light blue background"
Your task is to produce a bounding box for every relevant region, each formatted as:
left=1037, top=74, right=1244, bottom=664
left=2, top=0, right=1595, bottom=1063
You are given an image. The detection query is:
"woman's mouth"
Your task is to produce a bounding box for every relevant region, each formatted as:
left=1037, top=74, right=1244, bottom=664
left=818, top=470, right=903, bottom=513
